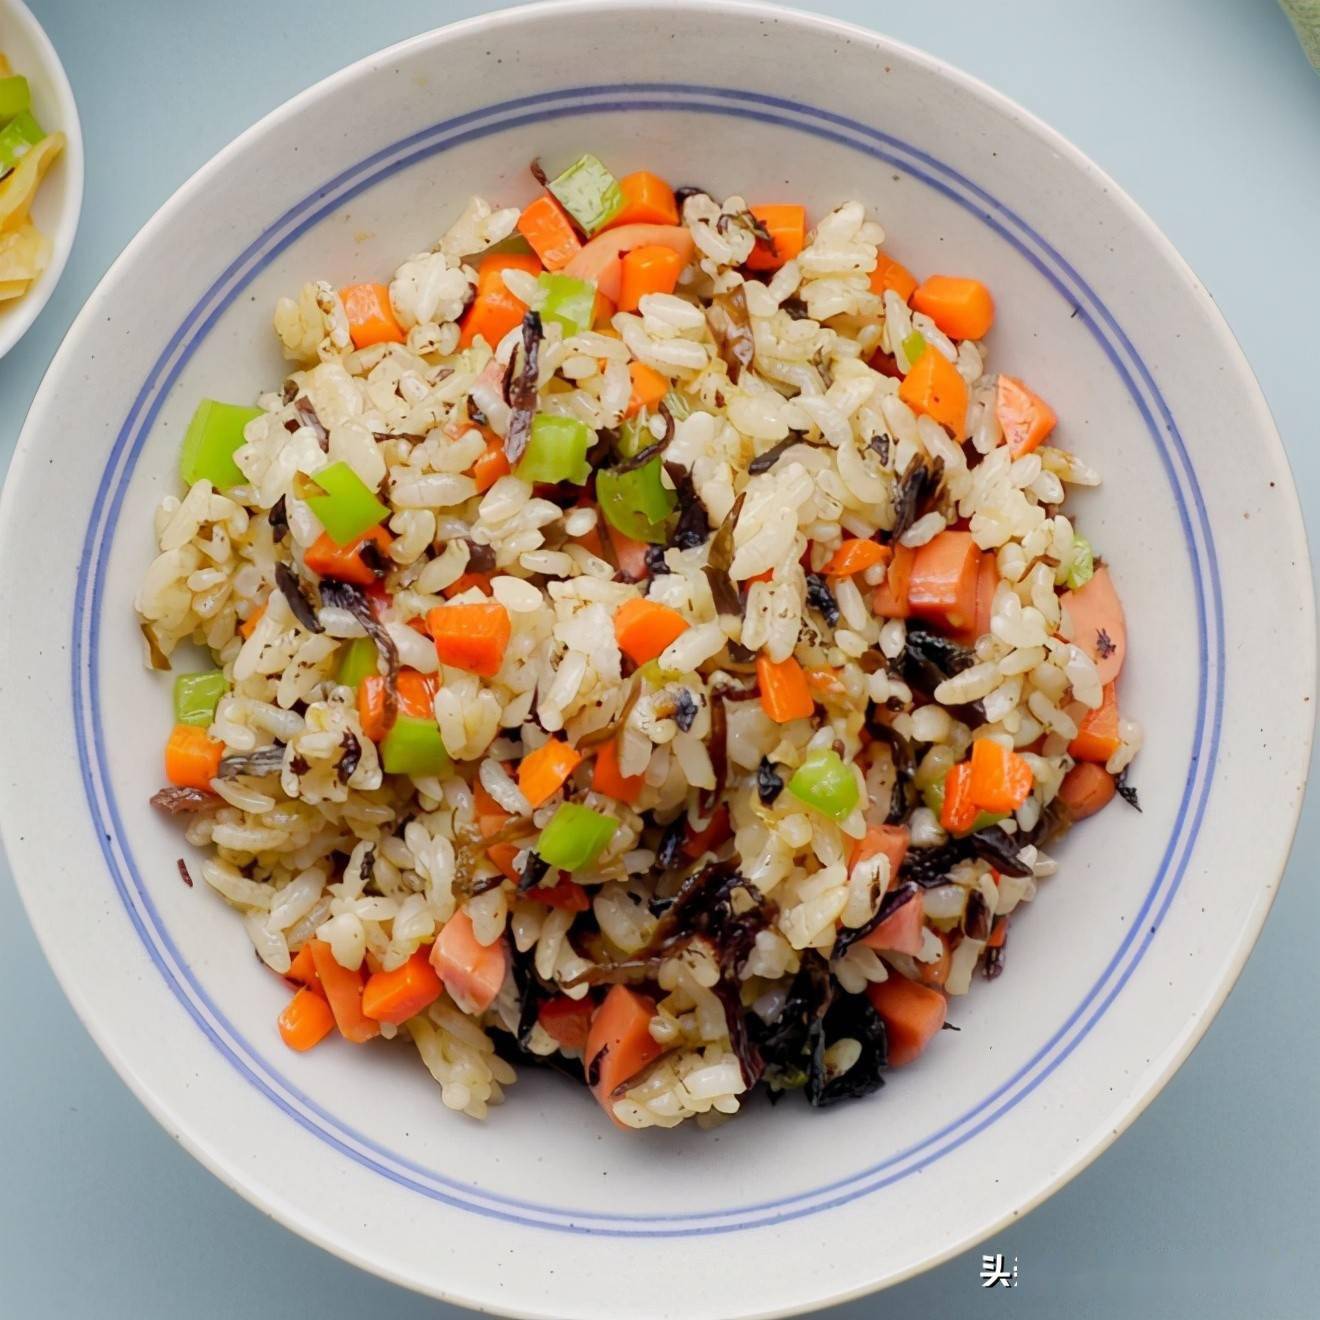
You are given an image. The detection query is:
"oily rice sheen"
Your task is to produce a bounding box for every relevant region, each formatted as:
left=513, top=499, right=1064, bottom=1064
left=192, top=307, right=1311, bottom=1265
left=137, top=159, right=1140, bottom=1129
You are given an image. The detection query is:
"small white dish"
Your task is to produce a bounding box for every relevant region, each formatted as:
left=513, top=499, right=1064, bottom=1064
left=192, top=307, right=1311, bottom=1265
left=0, top=0, right=83, bottom=358
left=0, top=2, right=1312, bottom=1316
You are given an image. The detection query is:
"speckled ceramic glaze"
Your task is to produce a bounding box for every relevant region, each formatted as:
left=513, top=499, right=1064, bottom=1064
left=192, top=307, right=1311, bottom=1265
left=0, top=3, right=1311, bottom=1315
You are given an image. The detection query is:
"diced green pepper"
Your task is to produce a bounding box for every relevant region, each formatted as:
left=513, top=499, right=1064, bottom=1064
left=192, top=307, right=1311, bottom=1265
left=381, top=716, right=451, bottom=777
left=537, top=802, right=618, bottom=871
left=547, top=153, right=623, bottom=235
left=900, top=331, right=927, bottom=365
left=596, top=458, right=676, bottom=544
left=336, top=637, right=378, bottom=689
left=637, top=658, right=681, bottom=686
left=0, top=75, right=31, bottom=121
left=615, top=415, right=650, bottom=459
left=173, top=671, right=227, bottom=728
left=537, top=272, right=597, bottom=338
left=0, top=108, right=41, bottom=173
left=1065, top=535, right=1095, bottom=589
left=178, top=399, right=263, bottom=489
left=516, top=414, right=591, bottom=485
left=788, top=749, right=860, bottom=821
left=921, top=777, right=1006, bottom=835
left=305, top=461, right=390, bottom=546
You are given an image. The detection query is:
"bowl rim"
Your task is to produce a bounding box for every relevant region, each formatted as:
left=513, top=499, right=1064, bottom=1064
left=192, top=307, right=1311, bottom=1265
left=0, top=0, right=85, bottom=359
left=1, top=0, right=1313, bottom=1312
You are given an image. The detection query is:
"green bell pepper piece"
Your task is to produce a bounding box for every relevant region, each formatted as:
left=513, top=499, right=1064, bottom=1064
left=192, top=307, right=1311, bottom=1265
left=336, top=637, right=379, bottom=689
left=1065, top=535, right=1095, bottom=590
left=921, top=777, right=1006, bottom=835
left=537, top=272, right=597, bottom=338
left=788, top=749, right=860, bottom=821
left=305, top=461, right=390, bottom=546
left=596, top=458, right=676, bottom=544
left=173, top=671, right=227, bottom=728
left=637, top=658, right=681, bottom=686
left=547, top=153, right=623, bottom=235
left=537, top=802, right=618, bottom=871
left=0, top=75, right=31, bottom=121
left=381, top=716, right=451, bottom=777
left=0, top=109, right=41, bottom=173
left=900, top=330, right=927, bottom=365
left=615, top=415, right=650, bottom=459
left=178, top=399, right=263, bottom=490
left=516, top=414, right=591, bottom=485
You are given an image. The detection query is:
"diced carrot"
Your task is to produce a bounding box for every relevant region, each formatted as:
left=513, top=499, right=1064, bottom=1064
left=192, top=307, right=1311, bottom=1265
left=898, top=345, right=969, bottom=439
left=165, top=724, right=224, bottom=790
left=340, top=283, right=406, bottom=349
left=1060, top=565, right=1126, bottom=686
left=744, top=204, right=807, bottom=272
left=428, top=601, right=512, bottom=677
left=804, top=667, right=848, bottom=701
left=869, top=252, right=918, bottom=301
left=430, top=910, right=509, bottom=1015
left=459, top=252, right=542, bottom=349
left=585, top=984, right=663, bottom=1115
left=910, top=275, right=995, bottom=341
left=972, top=551, right=999, bottom=640
left=848, top=823, right=909, bottom=883
left=618, top=244, right=686, bottom=313
left=908, top=530, right=980, bottom=632
left=608, top=171, right=679, bottom=229
left=285, top=944, right=322, bottom=992
left=916, top=936, right=952, bottom=988
left=518, top=737, right=582, bottom=808
left=563, top=224, right=693, bottom=304
left=278, top=987, right=336, bottom=1052
left=472, top=436, right=511, bottom=492
left=614, top=596, right=689, bottom=664
left=822, top=537, right=892, bottom=578
left=538, top=994, right=595, bottom=1052
left=866, top=973, right=948, bottom=1066
left=987, top=917, right=1008, bottom=950
left=442, top=571, right=494, bottom=600
left=487, top=843, right=522, bottom=884
left=608, top=525, right=652, bottom=582
left=1069, top=682, right=1121, bottom=763
left=940, top=762, right=978, bottom=834
left=683, top=803, right=731, bottom=859
left=473, top=779, right=510, bottom=831
left=307, top=939, right=379, bottom=1044
left=239, top=602, right=267, bottom=639
left=1057, top=762, right=1116, bottom=820
left=574, top=520, right=608, bottom=561
left=517, top=194, right=583, bottom=271
left=358, top=669, right=437, bottom=743
left=860, top=892, right=925, bottom=955
left=996, top=374, right=1057, bottom=458
left=756, top=653, right=814, bottom=723
left=968, top=738, right=1034, bottom=812
left=872, top=544, right=916, bottom=618
left=591, top=737, right=644, bottom=805
left=523, top=878, right=592, bottom=911
left=593, top=291, right=616, bottom=327
left=624, top=360, right=669, bottom=418
left=361, top=947, right=444, bottom=1025
left=304, top=525, right=393, bottom=587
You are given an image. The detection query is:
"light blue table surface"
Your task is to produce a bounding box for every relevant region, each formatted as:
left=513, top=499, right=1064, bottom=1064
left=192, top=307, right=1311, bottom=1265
left=1, top=2, right=1316, bottom=1316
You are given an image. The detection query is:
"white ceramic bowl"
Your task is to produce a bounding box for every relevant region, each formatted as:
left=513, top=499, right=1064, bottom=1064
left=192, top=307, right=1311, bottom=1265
left=0, top=0, right=83, bottom=357
left=0, top=3, right=1312, bottom=1316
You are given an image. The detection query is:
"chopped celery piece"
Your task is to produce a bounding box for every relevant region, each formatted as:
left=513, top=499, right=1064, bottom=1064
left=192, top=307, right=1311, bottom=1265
left=900, top=331, right=927, bottom=365
left=596, top=458, right=676, bottom=544
left=788, top=749, right=859, bottom=821
left=547, top=153, right=624, bottom=235
left=305, top=461, right=390, bottom=545
left=173, top=671, right=227, bottom=727
left=0, top=76, right=30, bottom=120
left=336, top=637, right=378, bottom=689
left=481, top=231, right=534, bottom=258
left=537, top=272, right=596, bottom=338
left=615, top=414, right=650, bottom=459
left=921, top=777, right=1006, bottom=835
left=1065, top=535, right=1095, bottom=589
left=0, top=109, right=41, bottom=172
left=516, top=414, right=591, bottom=485
left=662, top=388, right=692, bottom=421
left=178, top=399, right=263, bottom=490
left=381, top=716, right=451, bottom=777
left=637, top=658, right=681, bottom=686
left=537, top=802, right=618, bottom=871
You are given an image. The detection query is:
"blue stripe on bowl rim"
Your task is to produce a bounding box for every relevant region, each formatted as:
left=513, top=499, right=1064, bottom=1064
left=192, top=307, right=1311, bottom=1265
left=72, top=83, right=1223, bottom=1237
